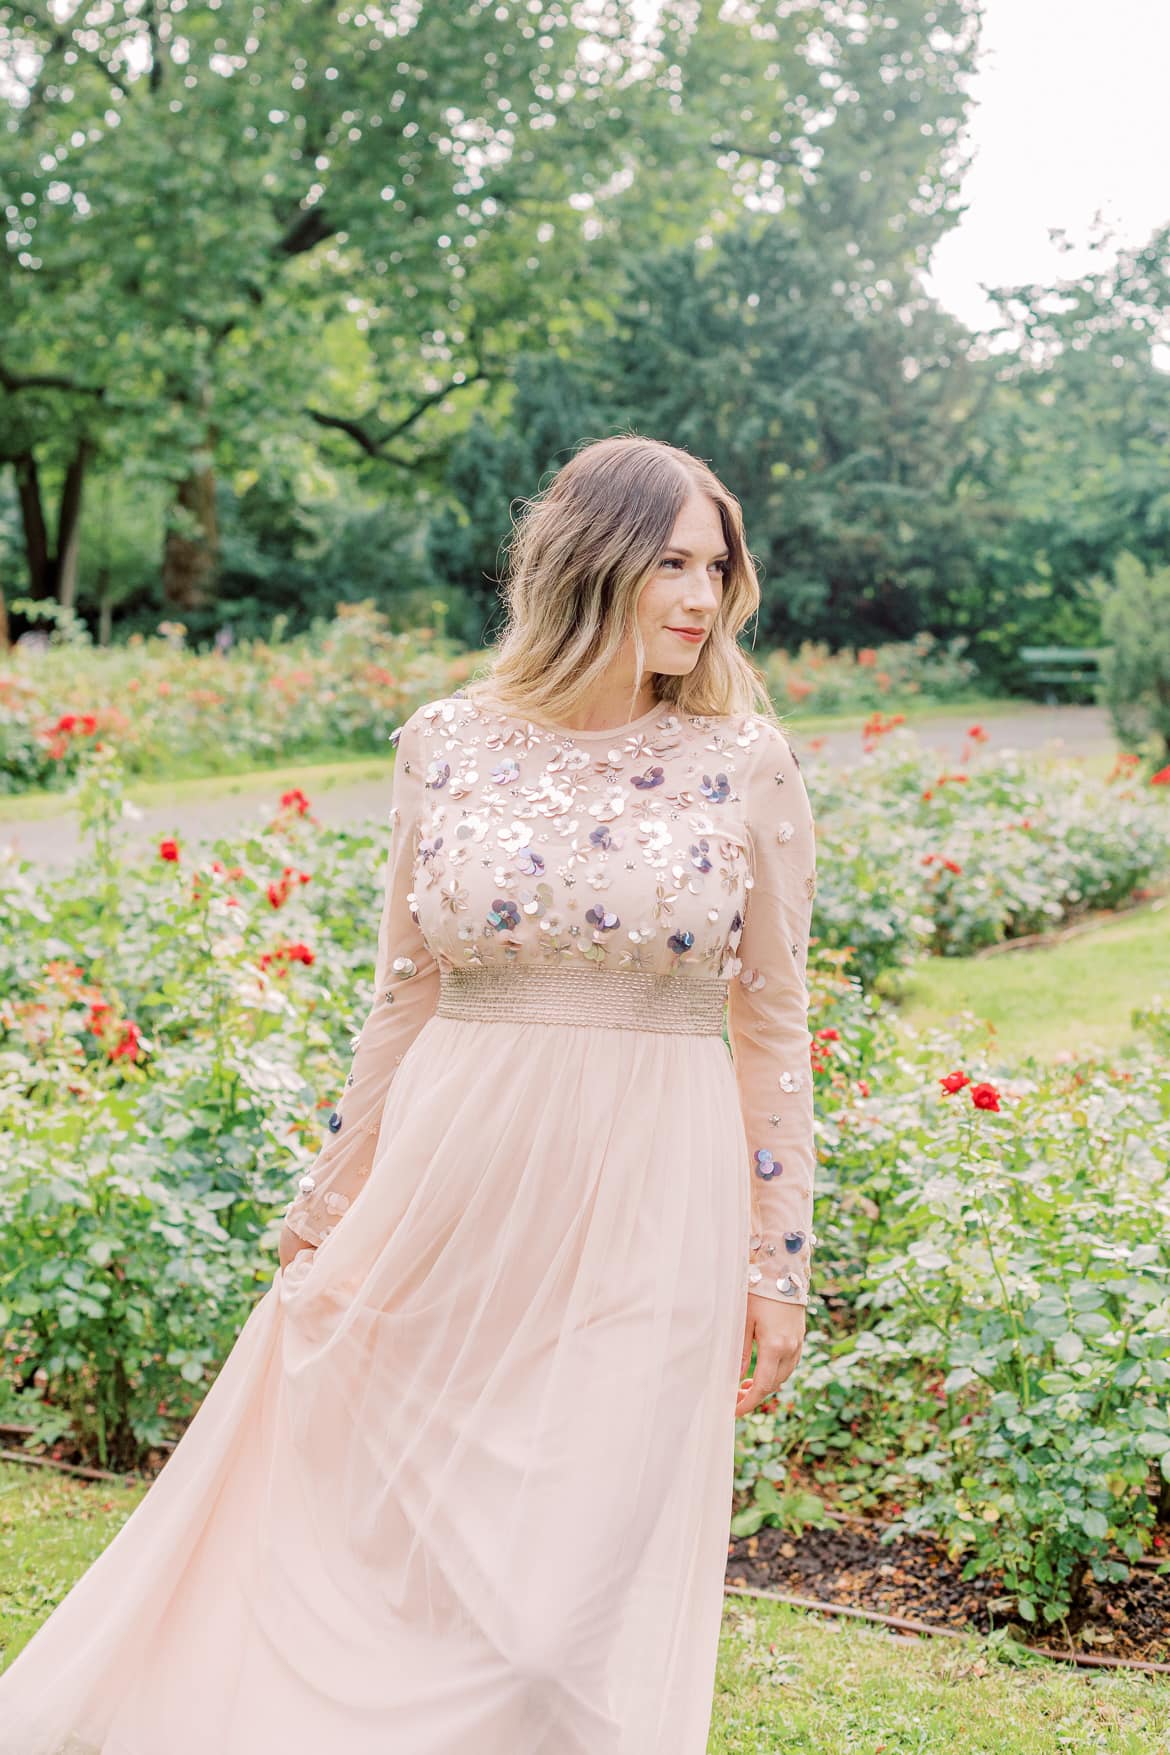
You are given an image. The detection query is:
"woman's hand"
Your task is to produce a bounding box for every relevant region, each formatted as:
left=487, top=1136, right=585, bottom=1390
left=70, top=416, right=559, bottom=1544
left=278, top=1222, right=317, bottom=1273
left=736, top=1295, right=806, bottom=1417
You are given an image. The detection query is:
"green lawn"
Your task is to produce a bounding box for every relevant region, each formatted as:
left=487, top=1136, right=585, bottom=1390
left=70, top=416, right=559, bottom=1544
left=1, top=1466, right=1166, bottom=1747
left=891, top=897, right=1170, bottom=1063
left=713, top=1599, right=1169, bottom=1753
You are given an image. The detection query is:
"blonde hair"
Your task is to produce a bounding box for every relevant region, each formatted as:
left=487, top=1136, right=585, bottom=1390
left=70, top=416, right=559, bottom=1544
left=462, top=433, right=786, bottom=731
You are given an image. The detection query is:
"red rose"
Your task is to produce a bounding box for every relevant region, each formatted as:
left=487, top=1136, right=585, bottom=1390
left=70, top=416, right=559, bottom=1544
left=970, top=1081, right=1002, bottom=1111
left=939, top=1069, right=970, bottom=1094
left=159, top=837, right=180, bottom=862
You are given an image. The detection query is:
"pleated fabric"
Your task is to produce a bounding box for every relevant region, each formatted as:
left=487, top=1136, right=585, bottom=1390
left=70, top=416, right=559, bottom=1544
left=0, top=1011, right=750, bottom=1755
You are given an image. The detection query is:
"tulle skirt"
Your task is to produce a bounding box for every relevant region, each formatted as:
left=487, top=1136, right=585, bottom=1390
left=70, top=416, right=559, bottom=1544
left=0, top=1011, right=751, bottom=1755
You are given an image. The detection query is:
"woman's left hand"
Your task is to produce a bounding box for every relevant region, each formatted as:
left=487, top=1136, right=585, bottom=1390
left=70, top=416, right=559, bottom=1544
left=278, top=1222, right=317, bottom=1273
left=736, top=1296, right=806, bottom=1417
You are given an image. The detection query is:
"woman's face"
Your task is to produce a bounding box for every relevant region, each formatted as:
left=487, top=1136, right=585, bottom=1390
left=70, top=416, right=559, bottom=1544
left=633, top=490, right=728, bottom=678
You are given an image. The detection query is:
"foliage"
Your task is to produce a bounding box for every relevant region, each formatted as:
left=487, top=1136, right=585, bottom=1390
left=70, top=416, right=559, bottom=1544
left=733, top=980, right=1170, bottom=1631
left=1098, top=551, right=1170, bottom=761
left=0, top=603, right=466, bottom=790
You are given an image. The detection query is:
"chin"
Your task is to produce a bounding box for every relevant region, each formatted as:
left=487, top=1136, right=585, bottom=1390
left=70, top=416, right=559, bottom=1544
left=651, top=647, right=703, bottom=676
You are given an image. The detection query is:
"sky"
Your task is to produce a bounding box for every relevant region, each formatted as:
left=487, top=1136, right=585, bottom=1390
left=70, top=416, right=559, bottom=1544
left=923, top=0, right=1170, bottom=332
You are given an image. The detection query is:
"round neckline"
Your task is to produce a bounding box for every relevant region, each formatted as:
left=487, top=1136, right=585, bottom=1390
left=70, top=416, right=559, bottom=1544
left=476, top=693, right=666, bottom=740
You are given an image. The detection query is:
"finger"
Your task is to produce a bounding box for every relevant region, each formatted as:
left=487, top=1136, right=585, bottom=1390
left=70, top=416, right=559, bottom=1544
left=739, top=1329, right=755, bottom=1380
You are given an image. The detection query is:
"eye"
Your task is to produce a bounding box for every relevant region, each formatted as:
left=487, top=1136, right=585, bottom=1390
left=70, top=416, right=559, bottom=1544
left=660, top=556, right=731, bottom=573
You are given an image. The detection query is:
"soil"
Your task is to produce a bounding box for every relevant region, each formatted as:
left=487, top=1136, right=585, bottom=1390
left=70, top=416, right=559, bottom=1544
left=725, top=1516, right=1170, bottom=1665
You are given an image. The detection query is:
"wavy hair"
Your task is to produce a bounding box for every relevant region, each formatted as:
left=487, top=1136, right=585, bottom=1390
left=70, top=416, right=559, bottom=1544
left=462, top=432, right=786, bottom=732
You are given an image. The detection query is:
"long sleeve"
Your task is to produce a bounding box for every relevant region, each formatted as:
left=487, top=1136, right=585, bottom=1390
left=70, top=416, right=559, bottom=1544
left=726, top=719, right=818, bottom=1307
left=282, top=708, right=440, bottom=1246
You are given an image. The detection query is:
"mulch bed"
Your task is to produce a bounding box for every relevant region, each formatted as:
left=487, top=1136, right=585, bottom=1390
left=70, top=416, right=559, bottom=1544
left=725, top=1517, right=1170, bottom=1667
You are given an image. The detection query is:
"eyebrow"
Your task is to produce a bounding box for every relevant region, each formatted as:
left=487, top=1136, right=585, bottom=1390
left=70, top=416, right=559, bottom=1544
left=664, top=546, right=731, bottom=560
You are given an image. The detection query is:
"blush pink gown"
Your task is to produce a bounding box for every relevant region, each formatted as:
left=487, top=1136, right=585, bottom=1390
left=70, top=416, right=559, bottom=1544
left=0, top=689, right=817, bottom=1755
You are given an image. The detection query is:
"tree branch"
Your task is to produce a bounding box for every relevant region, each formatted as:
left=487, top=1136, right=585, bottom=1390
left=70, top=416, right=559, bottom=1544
left=0, top=361, right=106, bottom=398
left=305, top=369, right=491, bottom=462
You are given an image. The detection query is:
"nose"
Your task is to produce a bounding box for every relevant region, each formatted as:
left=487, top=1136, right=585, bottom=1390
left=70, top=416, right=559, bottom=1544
left=683, top=568, right=722, bottom=612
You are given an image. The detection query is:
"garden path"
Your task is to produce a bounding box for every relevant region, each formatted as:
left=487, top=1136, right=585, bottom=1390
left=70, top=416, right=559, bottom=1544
left=0, top=704, right=1118, bottom=872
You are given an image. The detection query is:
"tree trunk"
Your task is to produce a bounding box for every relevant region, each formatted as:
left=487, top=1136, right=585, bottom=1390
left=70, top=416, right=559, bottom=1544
left=56, top=437, right=91, bottom=612
left=162, top=437, right=219, bottom=613
left=97, top=564, right=113, bottom=646
left=14, top=451, right=52, bottom=599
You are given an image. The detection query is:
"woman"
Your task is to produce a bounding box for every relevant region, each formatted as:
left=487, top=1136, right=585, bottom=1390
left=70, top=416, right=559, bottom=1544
left=0, top=433, right=817, bottom=1755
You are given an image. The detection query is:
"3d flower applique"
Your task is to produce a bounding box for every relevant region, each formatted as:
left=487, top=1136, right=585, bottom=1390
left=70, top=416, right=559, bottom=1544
left=783, top=1231, right=806, bottom=1253
left=448, top=765, right=480, bottom=800
left=491, top=757, right=521, bottom=785
left=753, top=1148, right=782, bottom=1180
left=777, top=821, right=795, bottom=844
left=391, top=956, right=417, bottom=978
left=775, top=1271, right=802, bottom=1296
left=324, top=1191, right=350, bottom=1215
left=631, top=766, right=665, bottom=790
left=426, top=758, right=451, bottom=790
left=516, top=845, right=546, bottom=875
left=298, top=1173, right=317, bottom=1195
left=585, top=905, right=620, bottom=931
left=667, top=928, right=695, bottom=954
left=440, top=876, right=470, bottom=914
left=738, top=967, right=766, bottom=992
left=778, top=1070, right=803, bottom=1092
left=700, top=772, right=731, bottom=804
left=690, top=840, right=713, bottom=873
left=487, top=898, right=522, bottom=931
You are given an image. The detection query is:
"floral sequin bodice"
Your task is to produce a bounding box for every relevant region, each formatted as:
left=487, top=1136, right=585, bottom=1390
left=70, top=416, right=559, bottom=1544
left=283, top=687, right=818, bottom=1308
left=404, top=693, right=759, bottom=983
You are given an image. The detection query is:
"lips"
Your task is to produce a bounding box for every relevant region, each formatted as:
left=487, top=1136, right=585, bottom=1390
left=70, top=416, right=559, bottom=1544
left=668, top=627, right=706, bottom=641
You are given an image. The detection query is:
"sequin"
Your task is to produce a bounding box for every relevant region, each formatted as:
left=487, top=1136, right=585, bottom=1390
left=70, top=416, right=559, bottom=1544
left=667, top=929, right=694, bottom=954
left=328, top=1111, right=342, bottom=1133
left=488, top=898, right=522, bottom=930
left=585, top=905, right=620, bottom=931
left=426, top=759, right=451, bottom=790
left=783, top=1231, right=805, bottom=1252
left=700, top=772, right=730, bottom=804
left=491, top=757, right=520, bottom=785
left=754, top=1148, right=782, bottom=1180
left=690, top=840, right=712, bottom=873
left=391, top=957, right=417, bottom=978
left=631, top=766, right=665, bottom=790
left=778, top=1071, right=803, bottom=1092
left=516, top=845, right=546, bottom=876
left=298, top=1174, right=316, bottom=1195
left=776, top=1273, right=801, bottom=1296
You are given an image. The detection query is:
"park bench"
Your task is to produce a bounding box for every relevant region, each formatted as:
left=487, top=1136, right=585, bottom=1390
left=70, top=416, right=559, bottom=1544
left=1018, top=645, right=1104, bottom=704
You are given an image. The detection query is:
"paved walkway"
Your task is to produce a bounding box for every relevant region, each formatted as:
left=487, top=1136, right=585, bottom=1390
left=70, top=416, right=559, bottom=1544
left=0, top=705, right=1118, bottom=872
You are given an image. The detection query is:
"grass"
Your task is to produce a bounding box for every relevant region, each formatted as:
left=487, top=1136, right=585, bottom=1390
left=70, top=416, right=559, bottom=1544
left=1, top=1464, right=1166, bottom=1747
left=712, top=1598, right=1170, bottom=1753
left=890, top=895, right=1170, bottom=1062
left=792, top=692, right=1090, bottom=736
left=0, top=1461, right=146, bottom=1662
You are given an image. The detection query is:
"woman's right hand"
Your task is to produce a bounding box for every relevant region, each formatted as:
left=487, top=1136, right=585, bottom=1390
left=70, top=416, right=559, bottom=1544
left=278, top=1222, right=317, bottom=1273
